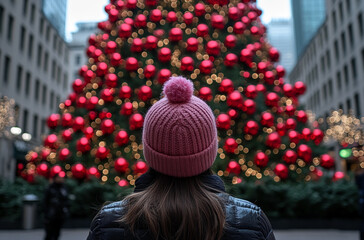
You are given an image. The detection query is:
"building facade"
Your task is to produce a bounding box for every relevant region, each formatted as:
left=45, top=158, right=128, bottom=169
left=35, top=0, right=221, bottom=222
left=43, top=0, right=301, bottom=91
left=0, top=0, right=70, bottom=180
left=291, top=0, right=326, bottom=60
left=266, top=19, right=296, bottom=75
left=42, top=0, right=67, bottom=40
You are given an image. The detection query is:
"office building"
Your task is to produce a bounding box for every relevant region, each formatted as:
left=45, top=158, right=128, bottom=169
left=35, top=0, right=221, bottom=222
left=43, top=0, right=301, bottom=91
left=42, top=0, right=67, bottom=40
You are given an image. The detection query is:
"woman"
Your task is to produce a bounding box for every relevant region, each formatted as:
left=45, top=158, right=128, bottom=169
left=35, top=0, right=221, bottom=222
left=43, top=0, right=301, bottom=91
left=87, top=76, right=275, bottom=240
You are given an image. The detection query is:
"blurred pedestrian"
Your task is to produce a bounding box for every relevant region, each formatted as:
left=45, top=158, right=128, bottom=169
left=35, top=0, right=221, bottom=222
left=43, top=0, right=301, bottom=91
left=87, top=77, right=275, bottom=240
left=356, top=168, right=364, bottom=240
left=43, top=173, right=69, bottom=240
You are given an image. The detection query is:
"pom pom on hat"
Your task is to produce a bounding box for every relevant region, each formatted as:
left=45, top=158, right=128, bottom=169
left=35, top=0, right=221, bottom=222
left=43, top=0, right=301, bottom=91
left=163, top=76, right=194, bottom=103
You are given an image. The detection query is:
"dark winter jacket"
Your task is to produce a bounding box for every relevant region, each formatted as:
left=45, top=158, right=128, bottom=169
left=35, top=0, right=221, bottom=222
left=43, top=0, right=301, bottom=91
left=44, top=182, right=69, bottom=222
left=87, top=173, right=275, bottom=240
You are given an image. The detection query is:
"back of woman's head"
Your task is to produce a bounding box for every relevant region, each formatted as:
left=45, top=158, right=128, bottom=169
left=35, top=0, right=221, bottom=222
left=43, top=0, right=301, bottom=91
left=121, top=77, right=225, bottom=239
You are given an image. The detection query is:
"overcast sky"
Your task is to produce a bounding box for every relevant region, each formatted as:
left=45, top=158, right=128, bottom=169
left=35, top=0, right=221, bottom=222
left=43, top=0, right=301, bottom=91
left=65, top=0, right=291, bottom=41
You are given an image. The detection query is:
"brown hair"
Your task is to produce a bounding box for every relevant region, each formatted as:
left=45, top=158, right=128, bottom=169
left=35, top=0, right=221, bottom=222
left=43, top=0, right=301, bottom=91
left=120, top=169, right=226, bottom=240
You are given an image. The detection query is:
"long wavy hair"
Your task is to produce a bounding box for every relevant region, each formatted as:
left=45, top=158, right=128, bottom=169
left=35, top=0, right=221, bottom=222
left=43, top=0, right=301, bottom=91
left=120, top=169, right=226, bottom=240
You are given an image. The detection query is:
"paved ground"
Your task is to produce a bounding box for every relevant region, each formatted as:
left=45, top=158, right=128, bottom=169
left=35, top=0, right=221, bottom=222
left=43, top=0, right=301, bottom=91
left=0, top=228, right=359, bottom=240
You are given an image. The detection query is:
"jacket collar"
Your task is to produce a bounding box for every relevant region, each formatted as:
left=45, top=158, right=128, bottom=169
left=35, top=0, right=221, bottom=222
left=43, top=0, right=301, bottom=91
left=134, top=171, right=226, bottom=193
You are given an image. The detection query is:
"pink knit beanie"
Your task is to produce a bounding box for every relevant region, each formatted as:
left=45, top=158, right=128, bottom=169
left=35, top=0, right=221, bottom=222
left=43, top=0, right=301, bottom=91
left=142, top=76, right=218, bottom=177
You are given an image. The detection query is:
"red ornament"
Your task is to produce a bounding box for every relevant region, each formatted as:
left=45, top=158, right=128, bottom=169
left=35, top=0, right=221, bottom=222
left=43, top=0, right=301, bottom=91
left=226, top=161, right=241, bottom=175
left=283, top=150, right=297, bottom=164
left=105, top=73, right=118, bottom=88
left=195, top=3, right=206, bottom=16
left=86, top=96, right=99, bottom=110
left=264, top=71, right=275, bottom=85
left=62, top=129, right=73, bottom=142
left=266, top=132, right=281, bottom=149
left=145, top=0, right=157, bottom=7
left=50, top=165, right=62, bottom=178
left=120, top=102, right=133, bottom=116
left=261, top=112, right=274, bottom=127
left=41, top=148, right=51, bottom=160
left=219, top=79, right=234, bottom=94
left=245, top=85, right=257, bottom=99
left=150, top=9, right=162, bottom=22
left=311, top=129, right=324, bottom=145
left=84, top=126, right=94, bottom=139
left=114, top=158, right=129, bottom=172
left=119, top=23, right=132, bottom=38
left=224, top=138, right=238, bottom=153
left=96, top=146, right=109, bottom=159
left=269, top=47, right=280, bottom=62
left=265, top=92, right=280, bottom=107
left=105, top=41, right=117, bottom=54
left=157, top=69, right=171, bottom=84
left=100, top=88, right=114, bottom=103
left=320, top=154, right=335, bottom=169
left=225, top=35, right=237, bottom=48
left=233, top=21, right=246, bottom=34
left=126, top=0, right=137, bottom=9
left=73, top=116, right=85, bottom=132
left=294, top=81, right=306, bottom=95
left=196, top=24, right=209, bottom=37
left=144, top=65, right=156, bottom=79
left=134, top=161, right=148, bottom=174
left=47, top=114, right=60, bottom=129
left=283, top=84, right=295, bottom=98
left=125, top=57, right=139, bottom=71
left=101, top=119, right=115, bottom=135
left=242, top=99, right=256, bottom=114
left=44, top=134, right=58, bottom=149
left=134, top=14, right=147, bottom=28
left=88, top=167, right=100, bottom=179
left=59, top=148, right=71, bottom=161
left=285, top=118, right=297, bottom=130
left=79, top=65, right=88, bottom=76
left=76, top=137, right=91, bottom=153
left=244, top=120, right=259, bottom=136
left=274, top=164, right=289, bottom=179
left=138, top=85, right=153, bottom=102
left=256, top=84, right=266, bottom=92
left=276, top=122, right=286, bottom=136
left=167, top=11, right=177, bottom=22
left=199, top=87, right=212, bottom=101
left=169, top=28, right=183, bottom=42
left=224, top=53, right=238, bottom=67
left=118, top=179, right=129, bottom=187
left=250, top=26, right=260, bottom=35
left=129, top=113, right=144, bottom=130
left=301, top=128, right=312, bottom=141
left=216, top=113, right=231, bottom=130
left=186, top=37, right=199, bottom=52
left=240, top=48, right=253, bottom=64
left=296, top=110, right=308, bottom=123
left=297, top=144, right=312, bottom=163
left=72, top=79, right=85, bottom=93
left=227, top=90, right=243, bottom=109
left=72, top=163, right=87, bottom=179
left=285, top=105, right=296, bottom=116
left=29, top=152, right=39, bottom=162
left=158, top=48, right=171, bottom=63
left=131, top=38, right=143, bottom=52
left=183, top=12, right=194, bottom=25
left=84, top=70, right=95, bottom=83
left=115, top=130, right=129, bottom=146
left=275, top=65, right=285, bottom=78
left=288, top=130, right=300, bottom=144
left=180, top=56, right=194, bottom=72
left=254, top=152, right=269, bottom=168
left=333, top=171, right=345, bottom=181
left=228, top=7, right=241, bottom=21
left=145, top=35, right=158, bottom=50
left=36, top=163, right=48, bottom=177
left=76, top=96, right=87, bottom=108
left=119, top=85, right=132, bottom=99
left=206, top=40, right=220, bottom=56
left=211, top=14, right=225, bottom=29
left=199, top=60, right=213, bottom=74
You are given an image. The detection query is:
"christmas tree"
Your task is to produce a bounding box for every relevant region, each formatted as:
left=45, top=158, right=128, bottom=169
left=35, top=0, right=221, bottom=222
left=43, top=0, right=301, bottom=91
left=22, top=0, right=339, bottom=186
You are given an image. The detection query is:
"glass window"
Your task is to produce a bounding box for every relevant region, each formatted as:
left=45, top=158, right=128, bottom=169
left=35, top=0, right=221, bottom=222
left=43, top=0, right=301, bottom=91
left=42, top=85, right=47, bottom=104
left=346, top=98, right=352, bottom=113
left=341, top=32, right=346, bottom=55
left=351, top=58, right=357, bottom=82
left=7, top=15, right=14, bottom=41
left=46, top=25, right=50, bottom=41
left=28, top=34, right=33, bottom=59
left=346, top=0, right=351, bottom=14
left=354, top=93, right=361, bottom=116
left=39, top=17, right=44, bottom=35
left=339, top=2, right=344, bottom=21
left=44, top=52, right=49, bottom=72
left=34, top=79, right=40, bottom=101
left=332, top=10, right=337, bottom=33
left=343, top=65, right=349, bottom=86
left=63, top=73, right=68, bottom=90
left=23, top=109, right=28, bottom=133
left=23, top=0, right=28, bottom=16
left=19, top=26, right=26, bottom=51
left=328, top=79, right=333, bottom=98
left=336, top=71, right=342, bottom=89
left=75, top=54, right=81, bottom=65
left=16, top=65, right=23, bottom=91
left=51, top=60, right=56, bottom=79
left=334, top=40, right=339, bottom=60
left=30, top=3, right=35, bottom=23
left=348, top=24, right=354, bottom=47
left=37, top=44, right=42, bottom=66
left=25, top=72, right=31, bottom=97
left=326, top=51, right=331, bottom=69
left=33, top=114, right=38, bottom=139
left=3, top=55, right=10, bottom=84
left=50, top=91, right=54, bottom=110
left=0, top=5, right=4, bottom=35
left=359, top=13, right=364, bottom=38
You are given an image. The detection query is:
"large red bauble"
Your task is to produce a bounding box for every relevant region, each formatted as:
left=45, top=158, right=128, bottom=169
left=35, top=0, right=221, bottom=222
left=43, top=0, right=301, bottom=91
left=233, top=21, right=246, bottom=34
left=274, top=164, right=289, bottom=179
left=47, top=114, right=60, bottom=129
left=301, top=128, right=312, bottom=141
left=167, top=11, right=177, bottom=22
left=76, top=96, right=87, bottom=108
left=73, top=116, right=85, bottom=132
left=93, top=49, right=103, bottom=62
left=261, top=112, right=274, bottom=127
left=50, top=165, right=62, bottom=178
left=126, top=0, right=137, bottom=9
left=254, top=152, right=269, bottom=167
left=297, top=144, right=312, bottom=163
left=76, top=137, right=91, bottom=153
left=114, top=158, right=129, bottom=172
left=44, top=134, right=58, bottom=149
left=225, top=35, right=237, bottom=48
left=59, top=148, right=71, bottom=161
left=72, top=79, right=84, bottom=93
left=206, top=41, right=220, bottom=56
left=150, top=9, right=162, bottom=22
left=41, top=148, right=51, bottom=160
left=285, top=118, right=297, bottom=130
left=228, top=7, right=241, bottom=21
left=169, top=28, right=183, bottom=42
left=183, top=12, right=194, bottom=25
left=247, top=11, right=258, bottom=20
left=311, top=129, right=324, bottom=145
left=320, top=154, right=335, bottom=169
left=157, top=69, right=171, bottom=84
left=285, top=105, right=296, bottom=116
left=296, top=110, right=308, bottom=123
left=240, top=48, right=253, bottom=64
left=134, top=14, right=147, bottom=28
left=119, top=85, right=132, bottom=99
left=86, top=96, right=99, bottom=110
left=242, top=99, right=256, bottom=115
left=120, top=102, right=133, bottom=116
left=96, top=146, right=109, bottom=159
left=101, top=119, right=115, bottom=135
left=199, top=87, right=212, bottom=101
left=227, top=109, right=238, bottom=119
left=158, top=48, right=171, bottom=63
left=84, top=126, right=94, bottom=139
left=276, top=122, right=286, bottom=136
left=62, top=129, right=73, bottom=142
left=145, top=0, right=157, bottom=7
left=288, top=130, right=300, bottom=144
left=244, top=120, right=259, bottom=135
left=131, top=38, right=143, bottom=52
left=195, top=3, right=205, bottom=16
left=199, top=60, right=213, bottom=74
left=256, top=84, right=266, bottom=92
left=84, top=70, right=95, bottom=83
left=119, top=23, right=132, bottom=38
left=115, top=130, right=129, bottom=146
left=266, top=132, right=281, bottom=149
left=36, top=163, right=48, bottom=177
left=86, top=45, right=96, bottom=58
left=79, top=65, right=88, bottom=76
left=99, top=110, right=111, bottom=120
left=250, top=26, right=260, bottom=35
left=227, top=90, right=243, bottom=109
left=145, top=35, right=158, bottom=50
left=245, top=85, right=257, bottom=99
left=224, top=138, right=238, bottom=153
left=219, top=79, right=234, bottom=93
left=88, top=167, right=100, bottom=179
left=134, top=161, right=148, bottom=174
left=29, top=152, right=39, bottom=162
left=333, top=171, right=345, bottom=181
left=264, top=71, right=275, bottom=84
left=257, top=62, right=268, bottom=73
left=276, top=65, right=286, bottom=78
left=88, top=111, right=97, bottom=121
left=125, top=57, right=138, bottom=71
left=144, top=65, right=156, bottom=79
left=72, top=163, right=87, bottom=179
left=105, top=73, right=118, bottom=88
left=283, top=84, right=295, bottom=98
left=226, top=161, right=241, bottom=175
left=101, top=88, right=114, bottom=102
left=180, top=56, right=194, bottom=72
left=186, top=37, right=199, bottom=52
left=211, top=14, right=225, bottom=29
left=269, top=47, right=280, bottom=62
left=129, top=113, right=144, bottom=130
left=138, top=85, right=153, bottom=101
left=196, top=24, right=209, bottom=37
left=265, top=92, right=280, bottom=107
left=224, top=53, right=238, bottom=67
left=283, top=150, right=297, bottom=164
left=216, top=113, right=231, bottom=130
left=294, top=81, right=306, bottom=95
left=105, top=41, right=117, bottom=54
